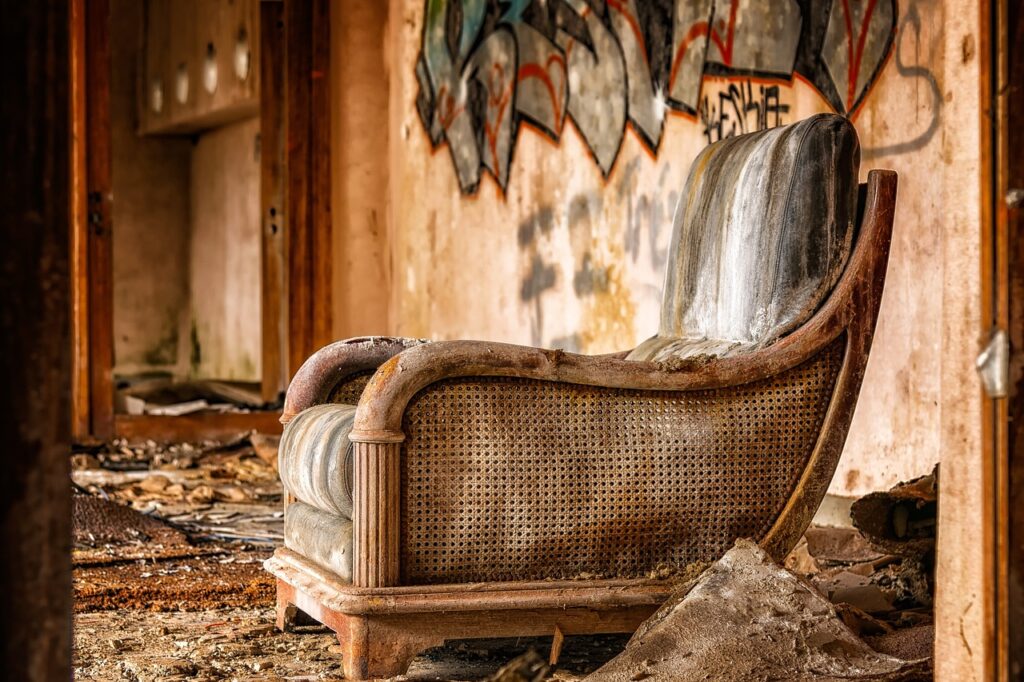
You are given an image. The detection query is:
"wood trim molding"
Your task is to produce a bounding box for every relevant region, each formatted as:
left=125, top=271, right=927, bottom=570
left=260, top=0, right=287, bottom=404
left=1003, top=0, right=1024, bottom=675
left=85, top=0, right=114, bottom=439
left=70, top=0, right=319, bottom=442
left=267, top=548, right=676, bottom=615
left=113, top=412, right=282, bottom=442
left=284, top=0, right=333, bottom=380
left=932, top=1, right=1000, bottom=676
left=352, top=442, right=401, bottom=587
left=70, top=0, right=90, bottom=440
left=310, top=0, right=332, bottom=350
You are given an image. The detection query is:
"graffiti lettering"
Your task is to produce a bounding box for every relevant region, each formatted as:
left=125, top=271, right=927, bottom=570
left=861, top=1, right=942, bottom=158
left=417, top=0, right=898, bottom=194
left=699, top=81, right=791, bottom=144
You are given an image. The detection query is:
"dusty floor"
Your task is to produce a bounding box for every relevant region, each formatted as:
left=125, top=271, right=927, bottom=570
left=74, top=608, right=627, bottom=681
left=74, top=546, right=273, bottom=613
left=71, top=434, right=934, bottom=681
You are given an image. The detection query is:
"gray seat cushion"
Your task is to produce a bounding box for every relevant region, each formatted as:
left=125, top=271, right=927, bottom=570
left=279, top=403, right=355, bottom=518
left=628, top=114, right=860, bottom=363
left=284, top=501, right=353, bottom=581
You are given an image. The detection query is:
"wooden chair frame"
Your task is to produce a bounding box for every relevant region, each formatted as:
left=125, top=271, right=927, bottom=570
left=265, top=170, right=897, bottom=679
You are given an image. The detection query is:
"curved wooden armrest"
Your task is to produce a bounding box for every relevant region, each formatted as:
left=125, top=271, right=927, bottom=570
left=350, top=171, right=896, bottom=443
left=282, top=336, right=429, bottom=424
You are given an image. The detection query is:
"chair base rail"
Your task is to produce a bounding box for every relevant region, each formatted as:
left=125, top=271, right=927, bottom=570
left=266, top=548, right=678, bottom=680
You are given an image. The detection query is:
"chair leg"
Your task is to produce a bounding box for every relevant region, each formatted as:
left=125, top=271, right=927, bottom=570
left=336, top=614, right=442, bottom=680
left=275, top=588, right=299, bottom=633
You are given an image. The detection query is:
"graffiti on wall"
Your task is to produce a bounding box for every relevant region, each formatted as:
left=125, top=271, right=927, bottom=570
left=698, top=79, right=790, bottom=144
left=416, top=0, right=897, bottom=194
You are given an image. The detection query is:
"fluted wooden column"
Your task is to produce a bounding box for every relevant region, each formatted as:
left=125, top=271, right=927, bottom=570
left=351, top=440, right=401, bottom=587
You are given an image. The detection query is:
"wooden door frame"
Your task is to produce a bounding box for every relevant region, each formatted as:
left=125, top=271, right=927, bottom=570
left=70, top=0, right=332, bottom=442
left=283, top=0, right=333, bottom=375
left=982, top=0, right=1022, bottom=677
left=70, top=0, right=113, bottom=441
left=998, top=0, right=1024, bottom=678
left=2, top=0, right=73, bottom=677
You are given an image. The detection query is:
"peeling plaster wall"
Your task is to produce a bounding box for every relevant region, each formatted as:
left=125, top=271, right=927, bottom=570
left=840, top=2, right=964, bottom=499
left=189, top=116, right=263, bottom=382
left=374, top=0, right=984, bottom=507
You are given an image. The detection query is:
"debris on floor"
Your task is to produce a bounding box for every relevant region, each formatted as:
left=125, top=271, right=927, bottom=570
left=74, top=493, right=189, bottom=549
left=72, top=432, right=283, bottom=615
left=805, top=470, right=937, bottom=638
left=583, top=540, right=930, bottom=682
left=73, top=609, right=627, bottom=681
left=72, top=436, right=938, bottom=681
left=71, top=433, right=630, bottom=680
left=72, top=432, right=284, bottom=544
left=74, top=548, right=274, bottom=613
left=115, top=376, right=275, bottom=416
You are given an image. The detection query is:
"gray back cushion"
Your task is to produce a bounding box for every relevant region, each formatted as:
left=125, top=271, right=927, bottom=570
left=628, top=114, right=860, bottom=363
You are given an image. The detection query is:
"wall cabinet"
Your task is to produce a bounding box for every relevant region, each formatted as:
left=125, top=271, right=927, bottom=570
left=139, top=0, right=258, bottom=135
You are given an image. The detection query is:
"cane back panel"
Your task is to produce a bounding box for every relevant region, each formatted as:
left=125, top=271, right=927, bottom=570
left=328, top=371, right=376, bottom=405
left=398, top=337, right=845, bottom=584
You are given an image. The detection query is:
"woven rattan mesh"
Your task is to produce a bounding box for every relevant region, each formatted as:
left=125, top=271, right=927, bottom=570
left=399, top=339, right=844, bottom=584
left=328, top=371, right=375, bottom=405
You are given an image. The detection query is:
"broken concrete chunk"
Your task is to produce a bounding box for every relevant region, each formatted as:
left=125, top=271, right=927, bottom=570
left=825, top=571, right=897, bottom=614
left=804, top=525, right=885, bottom=564
left=851, top=467, right=937, bottom=558
left=485, top=649, right=550, bottom=682
left=584, top=540, right=929, bottom=682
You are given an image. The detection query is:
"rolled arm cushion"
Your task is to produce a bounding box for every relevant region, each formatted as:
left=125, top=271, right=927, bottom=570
left=279, top=404, right=355, bottom=518
left=279, top=337, right=430, bottom=579
left=628, top=113, right=860, bottom=362
left=279, top=403, right=357, bottom=580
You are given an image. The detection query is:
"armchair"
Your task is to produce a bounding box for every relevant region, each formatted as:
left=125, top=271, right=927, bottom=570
left=265, top=114, right=897, bottom=680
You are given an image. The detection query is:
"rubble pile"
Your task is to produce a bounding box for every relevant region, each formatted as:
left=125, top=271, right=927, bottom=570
left=584, top=540, right=930, bottom=682
left=583, top=471, right=939, bottom=682
left=802, top=469, right=938, bottom=661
